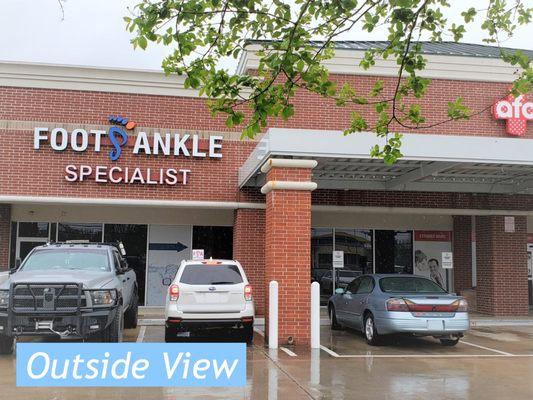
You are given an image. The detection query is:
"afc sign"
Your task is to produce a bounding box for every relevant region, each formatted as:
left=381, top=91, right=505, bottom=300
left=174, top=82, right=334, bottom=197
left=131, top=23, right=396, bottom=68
left=492, top=94, right=533, bottom=136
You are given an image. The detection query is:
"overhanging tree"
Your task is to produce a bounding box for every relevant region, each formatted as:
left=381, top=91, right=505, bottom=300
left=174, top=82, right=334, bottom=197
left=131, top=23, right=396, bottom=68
left=125, top=0, right=532, bottom=163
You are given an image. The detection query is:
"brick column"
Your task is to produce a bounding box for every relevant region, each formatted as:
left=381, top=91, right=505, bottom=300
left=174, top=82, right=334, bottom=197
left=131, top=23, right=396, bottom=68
left=262, top=159, right=317, bottom=347
left=453, top=216, right=472, bottom=293
left=476, top=215, right=529, bottom=316
left=233, top=208, right=266, bottom=315
left=0, top=204, right=11, bottom=269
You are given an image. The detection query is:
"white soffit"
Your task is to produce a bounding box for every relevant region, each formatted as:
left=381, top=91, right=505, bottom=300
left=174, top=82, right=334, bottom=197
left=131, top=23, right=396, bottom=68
left=238, top=129, right=533, bottom=194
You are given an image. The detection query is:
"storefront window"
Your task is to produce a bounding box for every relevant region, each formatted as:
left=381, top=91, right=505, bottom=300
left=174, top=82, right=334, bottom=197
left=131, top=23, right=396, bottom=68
left=104, top=224, right=148, bottom=305
left=334, top=229, right=373, bottom=275
left=58, top=223, right=103, bottom=242
left=192, top=226, right=233, bottom=259
left=311, top=228, right=333, bottom=283
left=18, top=222, right=49, bottom=238
left=375, top=230, right=413, bottom=274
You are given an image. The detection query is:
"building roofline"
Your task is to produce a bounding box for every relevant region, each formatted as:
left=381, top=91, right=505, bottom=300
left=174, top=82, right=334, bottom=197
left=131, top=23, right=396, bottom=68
left=0, top=60, right=199, bottom=97
left=244, top=40, right=533, bottom=60
left=237, top=42, right=528, bottom=83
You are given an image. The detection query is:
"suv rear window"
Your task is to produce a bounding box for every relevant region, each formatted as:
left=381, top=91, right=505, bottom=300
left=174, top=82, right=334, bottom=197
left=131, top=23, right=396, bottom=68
left=379, top=277, right=446, bottom=293
left=179, top=264, right=243, bottom=285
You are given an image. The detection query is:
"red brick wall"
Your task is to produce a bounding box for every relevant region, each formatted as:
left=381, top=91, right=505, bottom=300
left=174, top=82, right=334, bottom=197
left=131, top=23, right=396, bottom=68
left=453, top=216, right=473, bottom=293
left=0, top=129, right=256, bottom=203
left=265, top=167, right=312, bottom=346
left=475, top=215, right=529, bottom=316
left=0, top=205, right=10, bottom=269
left=233, top=208, right=266, bottom=315
left=312, top=189, right=533, bottom=211
left=1, top=75, right=531, bottom=138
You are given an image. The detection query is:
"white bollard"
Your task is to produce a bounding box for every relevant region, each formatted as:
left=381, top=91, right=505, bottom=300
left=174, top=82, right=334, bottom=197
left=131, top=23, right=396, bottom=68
left=269, top=280, right=278, bottom=349
left=310, top=281, right=320, bottom=349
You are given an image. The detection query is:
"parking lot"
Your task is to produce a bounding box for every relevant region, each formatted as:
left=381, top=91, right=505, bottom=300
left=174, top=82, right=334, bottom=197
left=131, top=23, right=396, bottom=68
left=1, top=322, right=533, bottom=400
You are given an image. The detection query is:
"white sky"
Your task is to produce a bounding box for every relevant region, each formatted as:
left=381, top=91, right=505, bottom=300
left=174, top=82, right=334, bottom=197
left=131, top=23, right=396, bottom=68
left=0, top=0, right=532, bottom=71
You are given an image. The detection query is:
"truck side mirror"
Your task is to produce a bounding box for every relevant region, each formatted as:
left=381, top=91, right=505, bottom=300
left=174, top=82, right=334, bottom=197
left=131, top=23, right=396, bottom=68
left=9, top=258, right=21, bottom=274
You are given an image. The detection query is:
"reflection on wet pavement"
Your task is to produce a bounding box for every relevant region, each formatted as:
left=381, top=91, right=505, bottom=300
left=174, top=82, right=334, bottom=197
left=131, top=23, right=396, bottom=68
left=1, top=325, right=533, bottom=399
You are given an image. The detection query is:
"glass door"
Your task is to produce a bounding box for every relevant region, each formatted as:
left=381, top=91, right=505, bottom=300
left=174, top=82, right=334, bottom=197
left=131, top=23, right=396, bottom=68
left=15, top=222, right=51, bottom=262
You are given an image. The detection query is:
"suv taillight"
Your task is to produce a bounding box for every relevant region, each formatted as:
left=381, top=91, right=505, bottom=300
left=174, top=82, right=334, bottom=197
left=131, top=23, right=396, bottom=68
left=386, top=298, right=409, bottom=311
left=169, top=284, right=179, bottom=301
left=244, top=284, right=252, bottom=301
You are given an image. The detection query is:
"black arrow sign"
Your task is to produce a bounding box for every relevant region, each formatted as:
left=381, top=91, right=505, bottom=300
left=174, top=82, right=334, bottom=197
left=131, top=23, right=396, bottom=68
left=148, top=242, right=188, bottom=253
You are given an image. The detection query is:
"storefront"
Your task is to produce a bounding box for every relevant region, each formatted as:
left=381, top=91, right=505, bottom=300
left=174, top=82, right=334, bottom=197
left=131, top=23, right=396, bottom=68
left=9, top=220, right=232, bottom=306
left=0, top=41, right=532, bottom=346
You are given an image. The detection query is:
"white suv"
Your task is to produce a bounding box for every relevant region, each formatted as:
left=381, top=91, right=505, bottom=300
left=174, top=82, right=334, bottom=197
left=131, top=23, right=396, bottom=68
left=164, top=259, right=255, bottom=344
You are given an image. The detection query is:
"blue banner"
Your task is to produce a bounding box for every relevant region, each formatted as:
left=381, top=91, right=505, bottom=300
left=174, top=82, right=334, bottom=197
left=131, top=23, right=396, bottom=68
left=16, top=343, right=246, bottom=387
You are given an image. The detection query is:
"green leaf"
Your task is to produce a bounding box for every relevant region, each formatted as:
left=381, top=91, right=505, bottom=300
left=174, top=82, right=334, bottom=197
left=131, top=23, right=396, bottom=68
left=138, top=36, right=148, bottom=50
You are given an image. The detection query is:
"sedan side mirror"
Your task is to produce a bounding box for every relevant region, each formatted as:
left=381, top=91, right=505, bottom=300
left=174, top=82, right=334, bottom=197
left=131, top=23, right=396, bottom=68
left=335, top=288, right=345, bottom=294
left=162, top=278, right=171, bottom=286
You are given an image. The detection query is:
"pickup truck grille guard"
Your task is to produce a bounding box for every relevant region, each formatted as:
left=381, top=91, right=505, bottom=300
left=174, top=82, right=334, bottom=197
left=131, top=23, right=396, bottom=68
left=5, top=283, right=117, bottom=338
left=9, top=282, right=85, bottom=314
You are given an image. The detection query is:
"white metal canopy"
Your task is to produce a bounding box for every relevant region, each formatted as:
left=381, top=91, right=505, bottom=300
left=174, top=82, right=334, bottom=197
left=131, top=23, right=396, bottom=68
left=239, top=129, right=533, bottom=194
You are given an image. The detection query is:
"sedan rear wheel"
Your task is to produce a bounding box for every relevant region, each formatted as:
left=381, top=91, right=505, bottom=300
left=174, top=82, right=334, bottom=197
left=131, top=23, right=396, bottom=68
left=440, top=338, right=460, bottom=346
left=364, top=314, right=380, bottom=346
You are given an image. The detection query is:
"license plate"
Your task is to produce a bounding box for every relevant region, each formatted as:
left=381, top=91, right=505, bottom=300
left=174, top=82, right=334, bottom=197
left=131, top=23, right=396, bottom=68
left=176, top=332, right=190, bottom=337
left=35, top=321, right=53, bottom=330
left=197, top=293, right=227, bottom=303
left=427, top=319, right=443, bottom=330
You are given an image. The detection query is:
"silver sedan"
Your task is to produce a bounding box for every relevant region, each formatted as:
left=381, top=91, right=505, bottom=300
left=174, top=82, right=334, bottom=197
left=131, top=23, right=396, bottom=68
left=328, top=274, right=469, bottom=346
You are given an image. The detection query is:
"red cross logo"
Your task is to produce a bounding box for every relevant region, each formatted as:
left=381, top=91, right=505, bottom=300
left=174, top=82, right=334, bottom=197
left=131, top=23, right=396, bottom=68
left=492, top=94, right=533, bottom=136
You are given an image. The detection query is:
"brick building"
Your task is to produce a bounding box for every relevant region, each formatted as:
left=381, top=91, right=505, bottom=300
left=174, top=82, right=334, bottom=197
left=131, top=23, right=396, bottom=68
left=0, top=42, right=532, bottom=346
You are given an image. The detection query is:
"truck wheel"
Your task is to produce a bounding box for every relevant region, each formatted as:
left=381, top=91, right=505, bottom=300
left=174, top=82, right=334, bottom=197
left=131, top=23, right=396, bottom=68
left=124, top=291, right=139, bottom=329
left=101, top=305, right=124, bottom=343
left=0, top=335, right=14, bottom=355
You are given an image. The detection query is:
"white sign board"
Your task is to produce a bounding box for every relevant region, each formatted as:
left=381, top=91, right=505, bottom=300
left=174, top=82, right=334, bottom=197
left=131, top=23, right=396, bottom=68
left=192, top=249, right=204, bottom=260
left=505, top=216, right=515, bottom=233
left=333, top=250, right=344, bottom=269
left=442, top=252, right=453, bottom=269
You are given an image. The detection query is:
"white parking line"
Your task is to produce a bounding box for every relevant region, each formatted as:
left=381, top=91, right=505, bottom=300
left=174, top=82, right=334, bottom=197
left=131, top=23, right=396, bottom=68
left=319, top=345, right=533, bottom=358
left=138, top=318, right=165, bottom=326
left=136, top=326, right=146, bottom=343
left=320, top=345, right=341, bottom=357
left=280, top=347, right=298, bottom=357
left=460, top=340, right=513, bottom=356
left=253, top=327, right=265, bottom=336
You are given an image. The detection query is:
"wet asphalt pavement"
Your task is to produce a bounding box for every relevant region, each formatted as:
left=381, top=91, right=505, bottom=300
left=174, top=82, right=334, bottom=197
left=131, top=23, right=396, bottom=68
left=1, top=324, right=533, bottom=399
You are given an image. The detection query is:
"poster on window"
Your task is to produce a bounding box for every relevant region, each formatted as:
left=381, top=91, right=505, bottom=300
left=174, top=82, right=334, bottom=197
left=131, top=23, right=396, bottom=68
left=414, top=231, right=452, bottom=291
left=146, top=225, right=192, bottom=306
